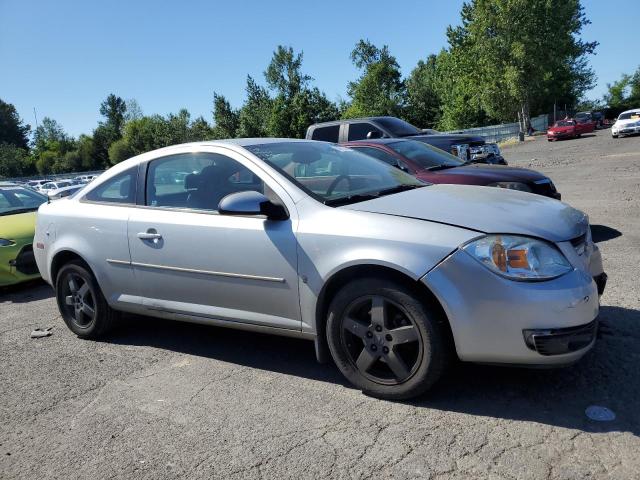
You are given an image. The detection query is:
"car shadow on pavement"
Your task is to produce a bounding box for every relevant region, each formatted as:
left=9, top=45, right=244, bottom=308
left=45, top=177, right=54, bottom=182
left=106, top=314, right=350, bottom=387
left=0, top=281, right=53, bottom=303
left=590, top=224, right=622, bottom=243
left=413, top=305, right=640, bottom=436
left=106, top=305, right=639, bottom=435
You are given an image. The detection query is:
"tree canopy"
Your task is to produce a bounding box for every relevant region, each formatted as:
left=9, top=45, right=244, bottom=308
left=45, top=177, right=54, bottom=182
left=1, top=1, right=606, bottom=178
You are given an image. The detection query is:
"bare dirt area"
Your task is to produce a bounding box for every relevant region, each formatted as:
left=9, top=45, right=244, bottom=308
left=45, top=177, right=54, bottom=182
left=1, top=129, right=639, bottom=479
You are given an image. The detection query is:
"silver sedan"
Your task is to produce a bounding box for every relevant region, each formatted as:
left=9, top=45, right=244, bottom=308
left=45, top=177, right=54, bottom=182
left=34, top=139, right=605, bottom=400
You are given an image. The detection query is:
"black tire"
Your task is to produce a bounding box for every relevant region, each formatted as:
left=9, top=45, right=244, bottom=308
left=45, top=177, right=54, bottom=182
left=326, top=277, right=449, bottom=400
left=612, top=134, right=618, bottom=139
left=55, top=260, right=118, bottom=339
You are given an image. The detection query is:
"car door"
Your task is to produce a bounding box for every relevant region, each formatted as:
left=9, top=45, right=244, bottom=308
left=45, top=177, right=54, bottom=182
left=127, top=148, right=301, bottom=331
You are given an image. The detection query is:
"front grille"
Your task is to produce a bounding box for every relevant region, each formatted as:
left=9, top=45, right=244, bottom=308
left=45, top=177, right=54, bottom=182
left=15, top=244, right=39, bottom=275
left=523, top=320, right=597, bottom=356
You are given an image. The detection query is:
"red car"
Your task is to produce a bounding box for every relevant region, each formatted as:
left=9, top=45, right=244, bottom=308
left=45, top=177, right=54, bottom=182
left=547, top=119, right=594, bottom=141
left=343, top=139, right=561, bottom=199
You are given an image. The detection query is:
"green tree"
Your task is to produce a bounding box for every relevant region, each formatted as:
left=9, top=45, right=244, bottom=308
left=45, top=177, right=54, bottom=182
left=93, top=94, right=127, bottom=167
left=263, top=45, right=339, bottom=137
left=108, top=138, right=135, bottom=165
left=405, top=55, right=442, bottom=128
left=124, top=98, right=143, bottom=122
left=212, top=93, right=239, bottom=138
left=76, top=134, right=97, bottom=170
left=189, top=116, right=214, bottom=141
left=265, top=46, right=311, bottom=100
left=343, top=40, right=405, bottom=119
left=444, top=0, right=597, bottom=129
left=0, top=143, right=29, bottom=178
left=0, top=99, right=30, bottom=149
left=237, top=76, right=272, bottom=137
left=100, top=94, right=127, bottom=135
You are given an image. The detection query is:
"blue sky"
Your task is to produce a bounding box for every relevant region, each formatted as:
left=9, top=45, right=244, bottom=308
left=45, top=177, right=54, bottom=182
left=1, top=0, right=638, bottom=137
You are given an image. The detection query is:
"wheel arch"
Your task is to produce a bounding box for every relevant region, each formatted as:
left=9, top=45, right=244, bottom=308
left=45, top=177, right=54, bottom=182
left=50, top=249, right=92, bottom=285
left=313, top=263, right=454, bottom=363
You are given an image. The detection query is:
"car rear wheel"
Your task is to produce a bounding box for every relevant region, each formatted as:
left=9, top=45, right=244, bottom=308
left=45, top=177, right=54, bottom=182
left=326, top=277, right=449, bottom=400
left=612, top=134, right=618, bottom=138
left=55, top=260, right=118, bottom=338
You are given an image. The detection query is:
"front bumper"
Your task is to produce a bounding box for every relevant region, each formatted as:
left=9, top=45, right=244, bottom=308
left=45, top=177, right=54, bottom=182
left=423, top=249, right=599, bottom=365
left=614, top=125, right=640, bottom=136
left=523, top=319, right=597, bottom=356
left=0, top=241, right=41, bottom=287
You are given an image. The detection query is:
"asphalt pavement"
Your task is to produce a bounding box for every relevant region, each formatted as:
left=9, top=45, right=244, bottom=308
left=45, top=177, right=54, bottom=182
left=1, top=129, right=639, bottom=479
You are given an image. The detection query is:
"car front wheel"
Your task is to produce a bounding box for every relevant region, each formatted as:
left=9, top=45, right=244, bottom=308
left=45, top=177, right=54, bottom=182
left=55, top=260, right=118, bottom=338
left=326, top=277, right=449, bottom=400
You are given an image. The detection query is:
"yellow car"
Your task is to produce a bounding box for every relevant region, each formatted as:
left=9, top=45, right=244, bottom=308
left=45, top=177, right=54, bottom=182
left=0, top=183, right=48, bottom=286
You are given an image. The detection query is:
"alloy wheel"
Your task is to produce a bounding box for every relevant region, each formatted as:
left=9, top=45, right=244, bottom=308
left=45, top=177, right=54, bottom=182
left=340, top=295, right=423, bottom=385
left=61, top=273, right=96, bottom=328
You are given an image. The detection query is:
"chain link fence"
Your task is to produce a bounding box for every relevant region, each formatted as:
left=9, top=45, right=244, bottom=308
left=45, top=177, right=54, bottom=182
left=442, top=114, right=549, bottom=143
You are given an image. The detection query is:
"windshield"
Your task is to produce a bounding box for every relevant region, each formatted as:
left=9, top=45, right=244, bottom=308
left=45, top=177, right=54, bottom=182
left=374, top=117, right=422, bottom=137
left=555, top=121, right=574, bottom=127
left=0, top=186, right=48, bottom=216
left=245, top=142, right=425, bottom=206
left=387, top=140, right=464, bottom=169
left=619, top=111, right=640, bottom=120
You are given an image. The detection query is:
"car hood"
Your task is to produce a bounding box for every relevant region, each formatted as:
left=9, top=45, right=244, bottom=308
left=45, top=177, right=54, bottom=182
left=0, top=211, right=37, bottom=241
left=615, top=118, right=639, bottom=127
left=342, top=184, right=586, bottom=242
left=549, top=126, right=574, bottom=132
left=424, top=164, right=546, bottom=183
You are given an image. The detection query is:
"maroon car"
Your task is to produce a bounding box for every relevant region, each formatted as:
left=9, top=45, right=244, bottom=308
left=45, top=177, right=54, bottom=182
left=343, top=139, right=561, bottom=199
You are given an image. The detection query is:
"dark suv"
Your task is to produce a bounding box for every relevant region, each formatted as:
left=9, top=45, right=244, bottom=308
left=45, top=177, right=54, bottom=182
left=306, top=116, right=507, bottom=165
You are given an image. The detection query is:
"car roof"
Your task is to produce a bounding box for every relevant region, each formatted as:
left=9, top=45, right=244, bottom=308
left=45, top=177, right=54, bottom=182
left=343, top=138, right=412, bottom=146
left=620, top=108, right=640, bottom=114
left=308, top=116, right=396, bottom=128
left=90, top=138, right=325, bottom=178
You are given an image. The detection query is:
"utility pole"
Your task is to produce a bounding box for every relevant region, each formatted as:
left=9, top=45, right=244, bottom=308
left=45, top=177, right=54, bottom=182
left=33, top=107, right=39, bottom=129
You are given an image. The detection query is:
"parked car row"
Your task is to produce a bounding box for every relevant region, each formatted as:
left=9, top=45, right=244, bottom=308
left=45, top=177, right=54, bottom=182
left=28, top=133, right=607, bottom=400
left=306, top=116, right=507, bottom=165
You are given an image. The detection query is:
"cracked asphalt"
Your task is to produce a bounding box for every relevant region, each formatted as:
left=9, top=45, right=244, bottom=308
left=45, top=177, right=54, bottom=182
left=1, top=129, right=639, bottom=479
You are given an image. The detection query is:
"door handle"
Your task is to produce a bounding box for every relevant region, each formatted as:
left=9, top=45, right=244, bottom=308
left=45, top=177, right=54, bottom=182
left=137, top=231, right=162, bottom=241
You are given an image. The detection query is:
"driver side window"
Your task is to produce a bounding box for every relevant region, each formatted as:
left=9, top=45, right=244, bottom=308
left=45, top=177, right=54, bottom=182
left=348, top=123, right=383, bottom=141
left=146, top=153, right=264, bottom=212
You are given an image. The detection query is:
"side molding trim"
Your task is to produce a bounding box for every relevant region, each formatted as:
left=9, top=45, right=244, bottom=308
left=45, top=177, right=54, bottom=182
left=106, top=259, right=286, bottom=283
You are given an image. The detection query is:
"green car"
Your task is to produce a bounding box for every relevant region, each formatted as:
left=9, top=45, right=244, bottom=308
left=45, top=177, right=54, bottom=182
left=0, top=183, right=48, bottom=286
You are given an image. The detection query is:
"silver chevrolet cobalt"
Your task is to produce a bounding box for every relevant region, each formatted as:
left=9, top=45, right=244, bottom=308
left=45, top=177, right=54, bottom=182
left=34, top=139, right=605, bottom=400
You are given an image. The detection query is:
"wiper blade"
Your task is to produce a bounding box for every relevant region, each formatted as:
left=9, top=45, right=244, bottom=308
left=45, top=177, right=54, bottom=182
left=324, top=194, right=380, bottom=207
left=375, top=184, right=425, bottom=196
left=426, top=164, right=459, bottom=171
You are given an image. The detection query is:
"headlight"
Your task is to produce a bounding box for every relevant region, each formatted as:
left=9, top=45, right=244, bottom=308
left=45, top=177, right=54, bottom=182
left=463, top=235, right=573, bottom=281
left=488, top=181, right=532, bottom=192
left=0, top=238, right=16, bottom=247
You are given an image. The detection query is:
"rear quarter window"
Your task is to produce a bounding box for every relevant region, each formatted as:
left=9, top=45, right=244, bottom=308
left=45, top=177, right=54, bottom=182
left=84, top=167, right=137, bottom=204
left=311, top=125, right=340, bottom=143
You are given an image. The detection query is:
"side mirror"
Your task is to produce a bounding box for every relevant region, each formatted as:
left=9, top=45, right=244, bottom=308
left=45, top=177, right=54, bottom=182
left=366, top=130, right=382, bottom=139
left=218, top=191, right=289, bottom=221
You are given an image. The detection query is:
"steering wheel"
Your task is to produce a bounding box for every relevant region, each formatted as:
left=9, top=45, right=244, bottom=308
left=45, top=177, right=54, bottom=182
left=326, top=175, right=353, bottom=196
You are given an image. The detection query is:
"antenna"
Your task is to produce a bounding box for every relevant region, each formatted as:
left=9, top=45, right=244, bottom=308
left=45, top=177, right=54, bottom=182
left=33, top=107, right=39, bottom=129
